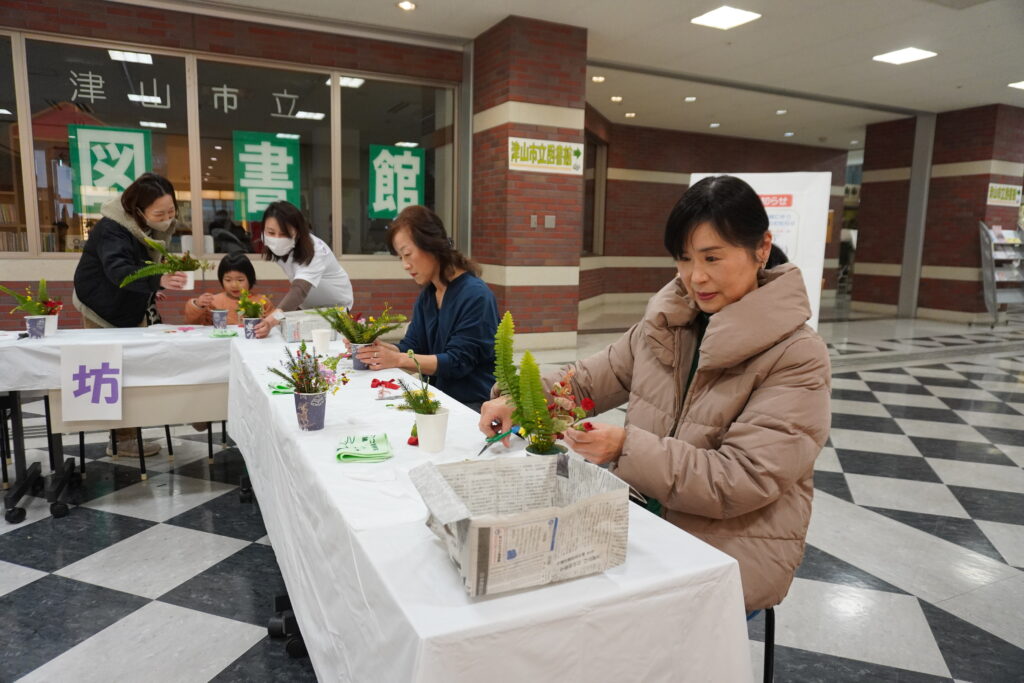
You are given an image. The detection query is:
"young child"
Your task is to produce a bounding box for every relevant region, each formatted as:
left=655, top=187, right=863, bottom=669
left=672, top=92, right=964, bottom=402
left=184, top=253, right=268, bottom=325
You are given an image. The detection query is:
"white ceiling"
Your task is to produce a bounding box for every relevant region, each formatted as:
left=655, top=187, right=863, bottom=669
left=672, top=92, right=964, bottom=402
left=127, top=0, right=1024, bottom=149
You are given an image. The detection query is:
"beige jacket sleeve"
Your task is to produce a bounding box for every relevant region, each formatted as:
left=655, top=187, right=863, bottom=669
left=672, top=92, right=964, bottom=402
left=615, top=336, right=831, bottom=520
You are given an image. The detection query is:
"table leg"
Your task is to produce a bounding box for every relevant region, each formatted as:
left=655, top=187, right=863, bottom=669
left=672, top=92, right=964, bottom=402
left=4, top=392, right=43, bottom=524
left=136, top=428, right=147, bottom=481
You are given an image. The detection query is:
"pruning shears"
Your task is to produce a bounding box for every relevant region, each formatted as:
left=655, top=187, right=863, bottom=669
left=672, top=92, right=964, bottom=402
left=476, top=420, right=526, bottom=456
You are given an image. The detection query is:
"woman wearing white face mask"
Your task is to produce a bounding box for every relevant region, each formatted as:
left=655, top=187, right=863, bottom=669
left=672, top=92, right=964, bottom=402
left=254, top=201, right=353, bottom=339
left=73, top=172, right=188, bottom=330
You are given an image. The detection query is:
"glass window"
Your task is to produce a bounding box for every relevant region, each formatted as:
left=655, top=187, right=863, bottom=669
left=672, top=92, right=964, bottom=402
left=24, top=40, right=190, bottom=252
left=581, top=132, right=605, bottom=256
left=0, top=37, right=25, bottom=252
left=341, top=80, right=454, bottom=254
left=198, top=61, right=331, bottom=254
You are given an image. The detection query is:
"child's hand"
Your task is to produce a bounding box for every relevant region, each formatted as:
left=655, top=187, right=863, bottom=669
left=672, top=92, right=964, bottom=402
left=195, top=292, right=215, bottom=308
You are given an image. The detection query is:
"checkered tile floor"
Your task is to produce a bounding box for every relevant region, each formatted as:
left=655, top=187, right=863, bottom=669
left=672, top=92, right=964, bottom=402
left=2, top=351, right=1023, bottom=681
left=826, top=327, right=1024, bottom=357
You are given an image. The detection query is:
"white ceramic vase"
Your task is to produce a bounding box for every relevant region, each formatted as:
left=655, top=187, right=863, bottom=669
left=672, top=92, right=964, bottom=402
left=415, top=408, right=449, bottom=453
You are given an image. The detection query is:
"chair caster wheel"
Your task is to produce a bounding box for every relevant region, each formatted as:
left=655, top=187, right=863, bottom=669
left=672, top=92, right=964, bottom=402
left=285, top=636, right=307, bottom=659
left=268, top=610, right=295, bottom=638
left=5, top=507, right=26, bottom=524
left=50, top=502, right=69, bottom=518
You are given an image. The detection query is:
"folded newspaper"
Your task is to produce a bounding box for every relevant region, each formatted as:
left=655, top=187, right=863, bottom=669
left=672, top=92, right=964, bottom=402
left=409, top=451, right=628, bottom=597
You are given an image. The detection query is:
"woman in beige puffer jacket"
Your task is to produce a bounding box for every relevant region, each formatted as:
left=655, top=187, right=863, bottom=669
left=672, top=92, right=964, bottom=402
left=482, top=175, right=831, bottom=611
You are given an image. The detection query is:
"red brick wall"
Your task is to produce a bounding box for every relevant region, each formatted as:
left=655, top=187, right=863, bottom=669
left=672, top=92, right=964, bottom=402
left=585, top=104, right=612, bottom=144
left=603, top=180, right=680, bottom=257
left=918, top=278, right=985, bottom=313
left=994, top=105, right=1024, bottom=163
left=933, top=106, right=998, bottom=165
left=853, top=273, right=900, bottom=306
left=856, top=180, right=910, bottom=266
left=473, top=16, right=587, bottom=113
left=580, top=267, right=675, bottom=300
left=488, top=283, right=578, bottom=333
left=863, top=117, right=916, bottom=171
left=0, top=0, right=463, bottom=83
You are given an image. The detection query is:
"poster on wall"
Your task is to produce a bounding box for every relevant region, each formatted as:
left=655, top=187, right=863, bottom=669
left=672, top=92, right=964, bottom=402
left=508, top=137, right=583, bottom=175
left=987, top=183, right=1022, bottom=207
left=68, top=125, right=152, bottom=216
left=233, top=130, right=301, bottom=222
left=689, top=172, right=831, bottom=329
left=368, top=144, right=425, bottom=220
left=60, top=344, right=124, bottom=422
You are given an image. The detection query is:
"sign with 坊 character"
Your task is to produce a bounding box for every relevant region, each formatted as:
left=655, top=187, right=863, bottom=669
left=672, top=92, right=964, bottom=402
left=508, top=137, right=583, bottom=175
left=60, top=344, right=124, bottom=421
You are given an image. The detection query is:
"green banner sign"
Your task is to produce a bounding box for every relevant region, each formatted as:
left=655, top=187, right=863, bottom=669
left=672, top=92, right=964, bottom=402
left=233, top=130, right=301, bottom=222
left=368, top=144, right=425, bottom=220
left=68, top=125, right=152, bottom=215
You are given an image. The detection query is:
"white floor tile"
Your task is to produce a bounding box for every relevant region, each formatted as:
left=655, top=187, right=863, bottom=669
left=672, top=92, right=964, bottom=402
left=872, top=392, right=949, bottom=409
left=895, top=419, right=989, bottom=444
left=254, top=535, right=272, bottom=546
left=937, top=573, right=1024, bottom=650
left=972, top=379, right=1024, bottom=394
left=859, top=371, right=922, bottom=385
left=55, top=524, right=249, bottom=599
left=996, top=444, right=1024, bottom=468
left=925, top=458, right=1024, bottom=494
left=16, top=601, right=264, bottom=683
left=776, top=578, right=950, bottom=678
left=0, top=559, right=45, bottom=597
left=81, top=473, right=235, bottom=523
left=845, top=473, right=969, bottom=518
left=831, top=377, right=871, bottom=392
left=828, top=429, right=921, bottom=457
left=976, top=520, right=1024, bottom=568
left=807, top=491, right=1017, bottom=606
left=955, top=409, right=1024, bottom=431
left=830, top=399, right=891, bottom=417
left=0, top=495, right=51, bottom=536
left=814, top=446, right=842, bottom=473
left=905, top=366, right=972, bottom=380
left=924, top=385, right=1000, bottom=401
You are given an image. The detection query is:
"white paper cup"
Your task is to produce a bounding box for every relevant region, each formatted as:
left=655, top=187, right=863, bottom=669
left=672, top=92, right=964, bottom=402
left=181, top=271, right=195, bottom=290
left=415, top=408, right=449, bottom=453
left=312, top=328, right=332, bottom=356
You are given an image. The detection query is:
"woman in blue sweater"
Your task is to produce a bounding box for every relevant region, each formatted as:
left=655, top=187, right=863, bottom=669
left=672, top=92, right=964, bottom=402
left=356, top=205, right=499, bottom=411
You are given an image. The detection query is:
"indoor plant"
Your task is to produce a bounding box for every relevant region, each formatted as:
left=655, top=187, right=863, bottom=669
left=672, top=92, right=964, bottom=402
left=494, top=312, right=592, bottom=455
left=237, top=289, right=270, bottom=339
left=0, top=279, right=63, bottom=336
left=398, top=350, right=447, bottom=452
left=119, top=238, right=211, bottom=291
left=317, top=304, right=407, bottom=370
left=268, top=341, right=349, bottom=431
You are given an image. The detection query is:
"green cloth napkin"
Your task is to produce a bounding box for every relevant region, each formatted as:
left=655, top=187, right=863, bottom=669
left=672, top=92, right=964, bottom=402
left=210, top=329, right=238, bottom=338
left=268, top=383, right=294, bottom=394
left=337, top=433, right=392, bottom=463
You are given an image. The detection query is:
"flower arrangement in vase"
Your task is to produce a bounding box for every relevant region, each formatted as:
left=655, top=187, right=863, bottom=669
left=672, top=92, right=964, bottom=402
left=398, top=350, right=447, bottom=452
left=268, top=341, right=349, bottom=431
left=494, top=311, right=594, bottom=455
left=317, top=304, right=407, bottom=370
left=119, top=238, right=211, bottom=290
left=237, top=290, right=270, bottom=338
left=0, top=279, right=63, bottom=336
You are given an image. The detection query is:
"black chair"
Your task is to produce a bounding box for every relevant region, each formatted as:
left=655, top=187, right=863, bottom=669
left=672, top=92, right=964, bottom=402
left=763, top=607, right=775, bottom=683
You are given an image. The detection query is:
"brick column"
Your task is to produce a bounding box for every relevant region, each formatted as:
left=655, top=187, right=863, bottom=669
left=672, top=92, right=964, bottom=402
left=472, top=17, right=587, bottom=346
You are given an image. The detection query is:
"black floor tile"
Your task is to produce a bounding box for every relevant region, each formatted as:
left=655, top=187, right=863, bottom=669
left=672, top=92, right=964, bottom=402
left=975, top=425, right=1024, bottom=447
left=830, top=388, right=879, bottom=403
left=987, top=390, right=1024, bottom=405
left=0, top=507, right=154, bottom=573
left=61, top=439, right=112, bottom=461
left=831, top=371, right=862, bottom=380
left=908, top=437, right=1017, bottom=466
left=835, top=450, right=941, bottom=483
left=813, top=471, right=853, bottom=503
left=164, top=490, right=266, bottom=542
left=211, top=636, right=318, bottom=682
left=866, top=507, right=1006, bottom=563
left=935, top=396, right=1021, bottom=415
left=69, top=460, right=144, bottom=503
left=158, top=543, right=285, bottom=627
left=920, top=600, right=1024, bottom=683
left=829, top=414, right=904, bottom=434
left=768, top=644, right=951, bottom=683
left=864, top=366, right=908, bottom=375
left=881, top=405, right=965, bottom=424
left=795, top=544, right=907, bottom=595
left=0, top=574, right=147, bottom=681
left=172, top=447, right=248, bottom=485
left=912, top=376, right=981, bottom=389
left=864, top=381, right=932, bottom=396
left=949, top=486, right=1024, bottom=525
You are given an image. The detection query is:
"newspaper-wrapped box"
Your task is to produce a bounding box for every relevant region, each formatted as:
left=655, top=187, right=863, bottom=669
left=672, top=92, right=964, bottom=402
left=280, top=311, right=335, bottom=343
left=409, top=452, right=628, bottom=597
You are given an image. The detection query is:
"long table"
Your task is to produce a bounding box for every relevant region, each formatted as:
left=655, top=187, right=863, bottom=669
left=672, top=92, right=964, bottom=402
left=230, top=337, right=754, bottom=682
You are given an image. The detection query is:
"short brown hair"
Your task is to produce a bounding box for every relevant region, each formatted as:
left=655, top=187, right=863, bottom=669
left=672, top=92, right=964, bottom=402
left=121, top=173, right=177, bottom=231
left=261, top=201, right=315, bottom=266
left=386, top=205, right=479, bottom=286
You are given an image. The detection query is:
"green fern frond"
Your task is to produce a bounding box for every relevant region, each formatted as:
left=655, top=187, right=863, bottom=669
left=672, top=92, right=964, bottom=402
left=518, top=351, right=554, bottom=449
left=144, top=237, right=171, bottom=260
left=493, top=311, right=520, bottom=409
left=120, top=262, right=174, bottom=287
left=38, top=279, right=48, bottom=302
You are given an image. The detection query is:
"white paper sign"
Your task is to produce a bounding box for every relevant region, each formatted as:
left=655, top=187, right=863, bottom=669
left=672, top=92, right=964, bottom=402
left=689, top=172, right=831, bottom=329
left=987, top=183, right=1022, bottom=207
left=508, top=137, right=584, bottom=175
left=60, top=344, right=124, bottom=421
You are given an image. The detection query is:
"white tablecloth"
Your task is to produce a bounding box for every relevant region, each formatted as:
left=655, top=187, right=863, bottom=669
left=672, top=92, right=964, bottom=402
left=0, top=326, right=235, bottom=391
left=229, top=338, right=754, bottom=683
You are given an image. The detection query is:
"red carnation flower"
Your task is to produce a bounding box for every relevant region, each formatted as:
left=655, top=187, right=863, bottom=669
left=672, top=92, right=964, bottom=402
left=408, top=436, right=419, bottom=446
left=582, top=421, right=595, bottom=432
left=581, top=398, right=595, bottom=411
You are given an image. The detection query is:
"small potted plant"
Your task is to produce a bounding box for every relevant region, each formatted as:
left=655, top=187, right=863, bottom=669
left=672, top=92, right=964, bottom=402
left=494, top=312, right=593, bottom=455
left=237, top=289, right=270, bottom=339
left=317, top=304, right=407, bottom=370
left=398, top=350, right=447, bottom=452
left=0, top=279, right=63, bottom=336
left=268, top=341, right=349, bottom=431
left=119, top=238, right=211, bottom=291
